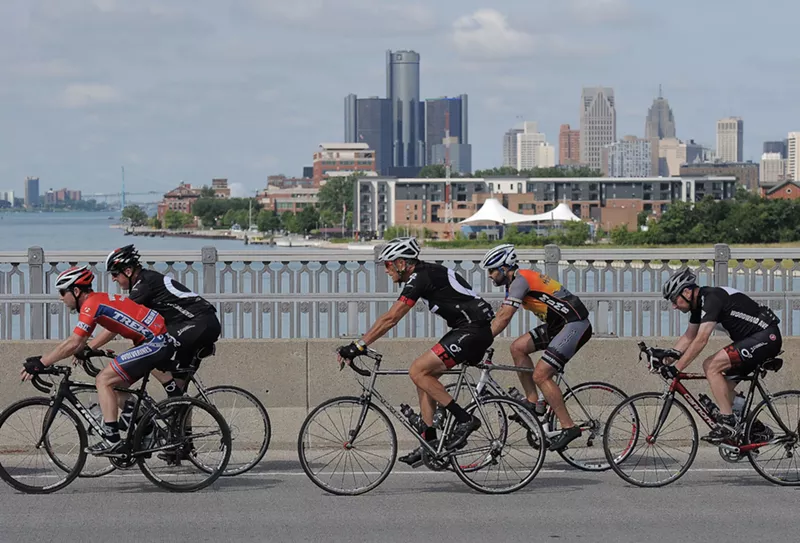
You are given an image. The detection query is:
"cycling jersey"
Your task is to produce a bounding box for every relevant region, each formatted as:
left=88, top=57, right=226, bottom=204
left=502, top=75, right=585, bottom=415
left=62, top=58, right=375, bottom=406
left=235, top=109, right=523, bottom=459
left=398, top=262, right=494, bottom=328
left=129, top=269, right=216, bottom=323
left=504, top=269, right=589, bottom=323
left=74, top=292, right=167, bottom=344
left=689, top=286, right=780, bottom=342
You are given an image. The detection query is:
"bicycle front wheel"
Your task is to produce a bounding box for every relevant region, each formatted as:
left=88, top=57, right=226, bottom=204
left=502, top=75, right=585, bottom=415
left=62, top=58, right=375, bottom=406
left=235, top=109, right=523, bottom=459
left=195, top=385, right=271, bottom=476
left=56, top=388, right=117, bottom=478
left=603, top=392, right=698, bottom=487
left=551, top=381, right=631, bottom=471
left=298, top=396, right=397, bottom=496
left=746, top=389, right=800, bottom=486
left=452, top=395, right=546, bottom=494
left=136, top=396, right=232, bottom=492
left=0, top=397, right=87, bottom=494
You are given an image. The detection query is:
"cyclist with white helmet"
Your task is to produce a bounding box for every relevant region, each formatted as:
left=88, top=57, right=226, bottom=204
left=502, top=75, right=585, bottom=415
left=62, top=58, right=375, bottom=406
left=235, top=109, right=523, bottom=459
left=20, top=265, right=175, bottom=455
left=661, top=268, right=782, bottom=442
left=480, top=244, right=592, bottom=452
left=337, top=237, right=494, bottom=467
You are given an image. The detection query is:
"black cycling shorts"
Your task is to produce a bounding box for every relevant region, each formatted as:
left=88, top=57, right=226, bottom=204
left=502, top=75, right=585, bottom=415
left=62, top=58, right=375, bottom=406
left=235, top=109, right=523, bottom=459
left=432, top=323, right=494, bottom=369
left=166, top=312, right=222, bottom=371
left=110, top=335, right=176, bottom=383
left=723, top=325, right=782, bottom=379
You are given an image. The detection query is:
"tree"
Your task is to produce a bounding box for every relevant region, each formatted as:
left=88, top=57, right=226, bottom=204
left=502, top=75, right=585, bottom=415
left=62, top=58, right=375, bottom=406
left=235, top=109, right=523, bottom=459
left=317, top=176, right=355, bottom=227
left=199, top=185, right=216, bottom=198
left=256, top=209, right=281, bottom=233
left=296, top=205, right=320, bottom=234
left=418, top=164, right=447, bottom=178
left=121, top=205, right=148, bottom=226
left=148, top=217, right=162, bottom=229
left=163, top=210, right=193, bottom=229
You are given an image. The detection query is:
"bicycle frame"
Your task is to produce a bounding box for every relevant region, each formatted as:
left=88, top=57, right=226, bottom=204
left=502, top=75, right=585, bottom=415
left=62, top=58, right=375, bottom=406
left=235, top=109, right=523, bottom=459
left=344, top=354, right=505, bottom=461
left=654, top=370, right=796, bottom=452
left=33, top=367, right=167, bottom=457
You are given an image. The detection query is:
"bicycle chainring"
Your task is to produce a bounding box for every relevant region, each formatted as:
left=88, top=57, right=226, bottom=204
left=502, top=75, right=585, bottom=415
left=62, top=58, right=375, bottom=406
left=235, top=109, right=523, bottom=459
left=422, top=450, right=451, bottom=471
left=109, top=456, right=137, bottom=469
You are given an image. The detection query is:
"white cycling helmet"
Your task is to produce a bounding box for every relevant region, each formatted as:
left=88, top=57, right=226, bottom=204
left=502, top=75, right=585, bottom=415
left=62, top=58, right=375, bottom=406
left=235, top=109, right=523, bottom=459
left=377, top=237, right=420, bottom=262
left=480, top=244, right=517, bottom=270
left=55, top=265, right=95, bottom=290
left=662, top=268, right=697, bottom=301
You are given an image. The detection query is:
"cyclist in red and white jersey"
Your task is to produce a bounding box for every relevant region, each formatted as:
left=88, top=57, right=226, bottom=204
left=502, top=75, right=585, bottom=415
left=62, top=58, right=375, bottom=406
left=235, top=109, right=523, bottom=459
left=21, top=265, right=175, bottom=455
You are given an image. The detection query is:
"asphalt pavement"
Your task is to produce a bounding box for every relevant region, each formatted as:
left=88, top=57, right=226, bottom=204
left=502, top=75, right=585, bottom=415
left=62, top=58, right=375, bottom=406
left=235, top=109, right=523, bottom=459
left=1, top=448, right=798, bottom=543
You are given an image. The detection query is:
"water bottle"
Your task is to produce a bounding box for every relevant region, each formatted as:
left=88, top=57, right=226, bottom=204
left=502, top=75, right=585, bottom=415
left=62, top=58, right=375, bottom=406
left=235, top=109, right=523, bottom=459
left=400, top=404, right=428, bottom=434
left=431, top=406, right=447, bottom=429
left=698, top=393, right=720, bottom=420
left=508, top=387, right=525, bottom=402
left=732, top=392, right=746, bottom=418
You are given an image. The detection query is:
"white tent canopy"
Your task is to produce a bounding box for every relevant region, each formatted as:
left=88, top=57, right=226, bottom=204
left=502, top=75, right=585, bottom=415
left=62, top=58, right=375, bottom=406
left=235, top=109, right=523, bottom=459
left=460, top=199, right=582, bottom=225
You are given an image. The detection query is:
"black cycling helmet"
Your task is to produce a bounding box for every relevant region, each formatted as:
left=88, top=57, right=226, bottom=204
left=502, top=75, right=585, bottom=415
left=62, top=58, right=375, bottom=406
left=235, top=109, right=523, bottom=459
left=662, top=268, right=697, bottom=302
left=105, top=244, right=141, bottom=273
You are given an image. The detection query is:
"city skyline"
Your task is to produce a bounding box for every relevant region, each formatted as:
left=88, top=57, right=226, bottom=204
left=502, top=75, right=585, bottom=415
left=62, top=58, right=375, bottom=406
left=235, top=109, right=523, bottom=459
left=1, top=0, right=798, bottom=194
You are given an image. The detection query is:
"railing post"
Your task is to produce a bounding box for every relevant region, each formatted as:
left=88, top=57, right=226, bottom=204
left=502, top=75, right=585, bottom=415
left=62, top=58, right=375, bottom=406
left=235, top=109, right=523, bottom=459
left=201, top=246, right=218, bottom=294
left=544, top=244, right=561, bottom=281
left=28, top=247, right=44, bottom=340
left=373, top=243, right=389, bottom=318
left=714, top=243, right=730, bottom=287
left=347, top=301, right=359, bottom=336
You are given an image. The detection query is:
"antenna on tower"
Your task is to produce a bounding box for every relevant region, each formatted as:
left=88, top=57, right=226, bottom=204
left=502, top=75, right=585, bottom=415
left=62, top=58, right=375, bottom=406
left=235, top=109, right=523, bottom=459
left=444, top=110, right=454, bottom=239
left=658, top=84, right=662, bottom=99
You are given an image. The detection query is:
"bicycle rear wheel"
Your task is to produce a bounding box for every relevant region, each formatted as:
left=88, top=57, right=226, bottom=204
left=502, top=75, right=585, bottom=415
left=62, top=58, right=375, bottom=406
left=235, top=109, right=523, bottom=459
left=603, top=392, right=698, bottom=487
left=451, top=395, right=546, bottom=494
left=550, top=381, right=631, bottom=471
left=195, top=385, right=271, bottom=476
left=298, top=396, right=397, bottom=496
left=0, top=397, right=87, bottom=494
left=136, top=396, right=231, bottom=492
left=746, top=389, right=800, bottom=486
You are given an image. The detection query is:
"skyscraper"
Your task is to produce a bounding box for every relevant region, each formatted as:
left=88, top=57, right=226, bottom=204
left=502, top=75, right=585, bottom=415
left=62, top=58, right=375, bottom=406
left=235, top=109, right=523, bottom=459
left=645, top=86, right=676, bottom=139
left=558, top=124, right=580, bottom=165
left=580, top=87, right=616, bottom=171
left=503, top=127, right=524, bottom=168
left=345, top=94, right=393, bottom=175
left=24, top=176, right=39, bottom=208
left=763, top=140, right=788, bottom=158
left=386, top=50, right=423, bottom=168
left=515, top=122, right=554, bottom=170
left=424, top=95, right=468, bottom=165
left=716, top=117, right=744, bottom=162
left=787, top=132, right=800, bottom=181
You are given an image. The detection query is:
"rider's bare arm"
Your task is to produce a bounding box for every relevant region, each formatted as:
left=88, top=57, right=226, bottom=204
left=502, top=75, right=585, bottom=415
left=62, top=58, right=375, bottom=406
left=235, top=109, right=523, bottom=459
left=673, top=323, right=699, bottom=355
left=41, top=333, right=88, bottom=366
left=491, top=304, right=517, bottom=337
left=674, top=321, right=715, bottom=371
left=87, top=328, right=117, bottom=350
left=360, top=300, right=413, bottom=346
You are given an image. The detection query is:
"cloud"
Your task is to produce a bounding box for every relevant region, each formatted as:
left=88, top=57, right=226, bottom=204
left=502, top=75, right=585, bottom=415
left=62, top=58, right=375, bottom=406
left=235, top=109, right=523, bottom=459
left=60, top=83, right=123, bottom=108
left=228, top=182, right=251, bottom=198
left=451, top=9, right=536, bottom=61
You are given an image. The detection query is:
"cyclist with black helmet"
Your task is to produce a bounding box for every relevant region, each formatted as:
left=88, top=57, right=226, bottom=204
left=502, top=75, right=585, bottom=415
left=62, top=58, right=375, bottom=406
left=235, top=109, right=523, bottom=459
left=480, top=244, right=592, bottom=452
left=20, top=266, right=175, bottom=455
left=661, top=268, right=782, bottom=442
left=85, top=244, right=220, bottom=399
left=337, top=237, right=494, bottom=467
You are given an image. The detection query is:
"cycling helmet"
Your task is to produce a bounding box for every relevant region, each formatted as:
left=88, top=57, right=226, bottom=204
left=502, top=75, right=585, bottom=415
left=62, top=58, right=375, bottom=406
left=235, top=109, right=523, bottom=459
left=55, top=265, right=95, bottom=290
left=480, top=244, right=517, bottom=270
left=662, top=268, right=697, bottom=301
left=105, top=244, right=141, bottom=273
left=377, top=237, right=420, bottom=262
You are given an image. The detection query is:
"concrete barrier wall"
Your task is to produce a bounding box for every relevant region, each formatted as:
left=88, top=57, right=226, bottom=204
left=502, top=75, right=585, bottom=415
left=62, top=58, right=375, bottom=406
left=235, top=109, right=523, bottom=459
left=2, top=338, right=797, bottom=447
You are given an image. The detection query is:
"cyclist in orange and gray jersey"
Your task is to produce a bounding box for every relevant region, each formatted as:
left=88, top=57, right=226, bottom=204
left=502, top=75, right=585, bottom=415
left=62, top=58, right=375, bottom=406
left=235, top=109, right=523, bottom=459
left=480, top=244, right=593, bottom=452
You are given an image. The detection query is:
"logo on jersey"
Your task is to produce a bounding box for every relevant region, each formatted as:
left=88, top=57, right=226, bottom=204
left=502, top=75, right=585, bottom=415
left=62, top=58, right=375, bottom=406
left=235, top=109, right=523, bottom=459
left=83, top=306, right=92, bottom=313
left=77, top=321, right=91, bottom=332
left=769, top=334, right=777, bottom=341
left=109, top=310, right=150, bottom=336
left=142, top=310, right=158, bottom=326
left=449, top=344, right=462, bottom=353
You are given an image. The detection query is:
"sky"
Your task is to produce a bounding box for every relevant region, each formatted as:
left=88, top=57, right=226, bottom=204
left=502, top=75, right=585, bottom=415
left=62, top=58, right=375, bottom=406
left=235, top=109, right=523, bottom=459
left=1, top=0, right=799, bottom=197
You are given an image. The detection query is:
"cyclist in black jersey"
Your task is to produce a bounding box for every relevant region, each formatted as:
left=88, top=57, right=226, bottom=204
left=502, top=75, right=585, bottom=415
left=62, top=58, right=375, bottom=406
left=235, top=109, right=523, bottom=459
left=337, top=237, right=493, bottom=466
left=661, top=268, right=782, bottom=442
left=84, top=245, right=221, bottom=397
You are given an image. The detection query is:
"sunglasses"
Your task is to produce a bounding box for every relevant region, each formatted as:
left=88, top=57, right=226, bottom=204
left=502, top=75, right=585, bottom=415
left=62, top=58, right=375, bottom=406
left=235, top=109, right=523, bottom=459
left=58, top=289, right=68, bottom=296
left=110, top=271, right=121, bottom=277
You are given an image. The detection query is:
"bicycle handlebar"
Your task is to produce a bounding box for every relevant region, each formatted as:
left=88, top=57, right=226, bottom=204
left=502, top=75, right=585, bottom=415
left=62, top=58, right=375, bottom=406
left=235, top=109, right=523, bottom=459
left=637, top=341, right=682, bottom=372
left=78, top=348, right=116, bottom=377
left=338, top=346, right=382, bottom=377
